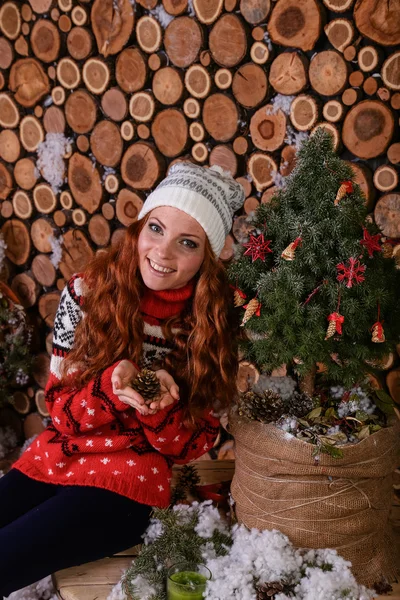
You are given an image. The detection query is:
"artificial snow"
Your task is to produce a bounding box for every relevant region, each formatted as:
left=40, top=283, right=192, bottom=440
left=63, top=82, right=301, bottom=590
left=130, top=575, right=158, bottom=600
left=263, top=30, right=273, bottom=51
left=102, top=166, right=116, bottom=182
left=20, top=434, right=38, bottom=456
left=5, top=575, right=57, bottom=600
left=285, top=126, right=309, bottom=151
left=0, top=426, right=18, bottom=460
left=36, top=134, right=72, bottom=195
left=268, top=95, right=295, bottom=116
left=142, top=519, right=164, bottom=545
left=331, top=385, right=376, bottom=418
left=253, top=374, right=297, bottom=401
left=0, top=233, right=7, bottom=273
left=271, top=170, right=288, bottom=189
left=187, top=0, right=195, bottom=17
left=107, top=572, right=129, bottom=600
left=150, top=5, right=174, bottom=27
left=49, top=234, right=64, bottom=269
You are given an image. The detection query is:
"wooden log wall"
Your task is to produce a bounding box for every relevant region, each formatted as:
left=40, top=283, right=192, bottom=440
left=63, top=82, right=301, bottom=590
left=0, top=0, right=399, bottom=442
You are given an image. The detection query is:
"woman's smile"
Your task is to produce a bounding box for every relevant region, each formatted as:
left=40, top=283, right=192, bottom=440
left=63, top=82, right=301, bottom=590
left=147, top=258, right=176, bottom=275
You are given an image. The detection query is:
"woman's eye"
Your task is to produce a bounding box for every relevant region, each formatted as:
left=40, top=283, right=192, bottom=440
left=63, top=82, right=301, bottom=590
left=182, top=239, right=197, bottom=249
left=149, top=223, right=161, bottom=233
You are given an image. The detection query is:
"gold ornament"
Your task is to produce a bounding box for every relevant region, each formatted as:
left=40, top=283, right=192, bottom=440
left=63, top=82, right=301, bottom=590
left=334, top=180, right=353, bottom=206
left=371, top=322, right=385, bottom=343
left=325, top=320, right=336, bottom=340
left=234, top=289, right=246, bottom=307
left=325, top=311, right=344, bottom=340
left=281, top=237, right=302, bottom=261
left=281, top=243, right=296, bottom=261
left=241, top=298, right=261, bottom=326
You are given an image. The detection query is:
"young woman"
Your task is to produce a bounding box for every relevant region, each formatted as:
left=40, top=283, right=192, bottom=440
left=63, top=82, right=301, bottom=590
left=0, top=162, right=245, bottom=596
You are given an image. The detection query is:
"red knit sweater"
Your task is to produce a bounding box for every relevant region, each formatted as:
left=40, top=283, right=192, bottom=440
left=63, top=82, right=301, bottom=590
left=14, top=274, right=220, bottom=508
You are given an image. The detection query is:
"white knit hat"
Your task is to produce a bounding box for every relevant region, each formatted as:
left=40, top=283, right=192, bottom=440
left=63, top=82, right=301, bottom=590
left=137, top=162, right=245, bottom=257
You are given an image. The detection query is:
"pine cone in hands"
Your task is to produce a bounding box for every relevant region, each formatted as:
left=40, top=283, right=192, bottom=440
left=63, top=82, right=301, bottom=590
left=131, top=368, right=161, bottom=404
left=238, top=390, right=284, bottom=423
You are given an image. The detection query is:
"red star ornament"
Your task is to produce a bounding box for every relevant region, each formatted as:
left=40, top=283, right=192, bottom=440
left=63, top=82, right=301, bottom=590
left=360, top=227, right=382, bottom=258
left=243, top=233, right=273, bottom=262
left=337, top=257, right=366, bottom=288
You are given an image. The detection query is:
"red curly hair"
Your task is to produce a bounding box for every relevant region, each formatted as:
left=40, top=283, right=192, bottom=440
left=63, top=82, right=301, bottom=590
left=60, top=214, right=242, bottom=423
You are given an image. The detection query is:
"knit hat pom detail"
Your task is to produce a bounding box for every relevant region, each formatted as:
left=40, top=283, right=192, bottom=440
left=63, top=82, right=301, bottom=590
left=208, top=164, right=232, bottom=178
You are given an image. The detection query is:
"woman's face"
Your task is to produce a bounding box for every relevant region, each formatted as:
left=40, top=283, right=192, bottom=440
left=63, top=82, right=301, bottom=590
left=137, top=206, right=207, bottom=290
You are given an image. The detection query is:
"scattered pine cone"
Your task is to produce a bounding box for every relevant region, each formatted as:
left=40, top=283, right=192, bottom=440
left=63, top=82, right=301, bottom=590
left=256, top=581, right=285, bottom=598
left=131, top=368, right=161, bottom=404
left=373, top=578, right=393, bottom=595
left=285, top=391, right=317, bottom=418
left=238, top=389, right=284, bottom=423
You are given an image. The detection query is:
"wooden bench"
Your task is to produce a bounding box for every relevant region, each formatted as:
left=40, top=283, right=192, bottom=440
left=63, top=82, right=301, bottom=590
left=53, top=546, right=140, bottom=600
left=54, top=460, right=235, bottom=600
left=53, top=462, right=400, bottom=600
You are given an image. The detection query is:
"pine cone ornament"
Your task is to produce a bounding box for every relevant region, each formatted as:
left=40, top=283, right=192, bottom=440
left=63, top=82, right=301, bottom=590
left=131, top=368, right=161, bottom=404
left=286, top=391, right=316, bottom=418
left=241, top=298, right=261, bottom=326
left=281, top=237, right=302, bottom=261
left=238, top=389, right=284, bottom=423
left=371, top=321, right=385, bottom=343
left=234, top=289, right=247, bottom=307
left=325, top=312, right=344, bottom=340
left=256, top=582, right=285, bottom=598
left=334, top=180, right=353, bottom=205
left=325, top=319, right=337, bottom=340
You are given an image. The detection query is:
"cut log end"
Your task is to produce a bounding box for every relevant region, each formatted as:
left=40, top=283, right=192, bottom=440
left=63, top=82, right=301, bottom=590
left=247, top=152, right=278, bottom=192
left=250, top=105, right=287, bottom=152
left=290, top=95, right=319, bottom=131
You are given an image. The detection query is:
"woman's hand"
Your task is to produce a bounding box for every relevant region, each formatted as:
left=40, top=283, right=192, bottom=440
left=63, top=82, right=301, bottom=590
left=146, top=369, right=180, bottom=414
left=111, top=363, right=179, bottom=416
left=111, top=360, right=150, bottom=415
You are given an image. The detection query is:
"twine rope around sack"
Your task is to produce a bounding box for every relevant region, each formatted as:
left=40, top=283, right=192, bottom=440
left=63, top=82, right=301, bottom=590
left=235, top=480, right=377, bottom=553
left=233, top=477, right=377, bottom=551
left=236, top=457, right=376, bottom=510
left=230, top=419, right=400, bottom=585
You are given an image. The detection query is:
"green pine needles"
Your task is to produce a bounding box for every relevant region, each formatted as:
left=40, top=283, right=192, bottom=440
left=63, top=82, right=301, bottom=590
left=229, top=130, right=400, bottom=388
left=0, top=292, right=32, bottom=406
left=122, top=504, right=231, bottom=600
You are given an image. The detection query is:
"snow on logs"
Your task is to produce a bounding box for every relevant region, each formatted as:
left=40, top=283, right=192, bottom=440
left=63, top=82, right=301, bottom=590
left=0, top=0, right=400, bottom=419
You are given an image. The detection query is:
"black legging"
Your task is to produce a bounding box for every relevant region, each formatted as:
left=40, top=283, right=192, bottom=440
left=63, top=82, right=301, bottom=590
left=0, top=468, right=152, bottom=597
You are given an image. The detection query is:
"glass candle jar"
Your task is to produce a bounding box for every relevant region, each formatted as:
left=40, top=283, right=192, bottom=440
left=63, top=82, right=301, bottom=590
left=167, top=562, right=212, bottom=600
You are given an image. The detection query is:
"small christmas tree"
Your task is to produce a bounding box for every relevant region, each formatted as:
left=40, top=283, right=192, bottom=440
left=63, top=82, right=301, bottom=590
left=229, top=130, right=400, bottom=393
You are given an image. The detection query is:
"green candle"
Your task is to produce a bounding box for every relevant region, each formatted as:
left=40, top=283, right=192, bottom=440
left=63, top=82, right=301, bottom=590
left=167, top=563, right=211, bottom=600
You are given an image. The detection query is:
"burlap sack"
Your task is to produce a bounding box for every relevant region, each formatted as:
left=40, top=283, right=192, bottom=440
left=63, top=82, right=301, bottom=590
left=230, top=415, right=400, bottom=586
